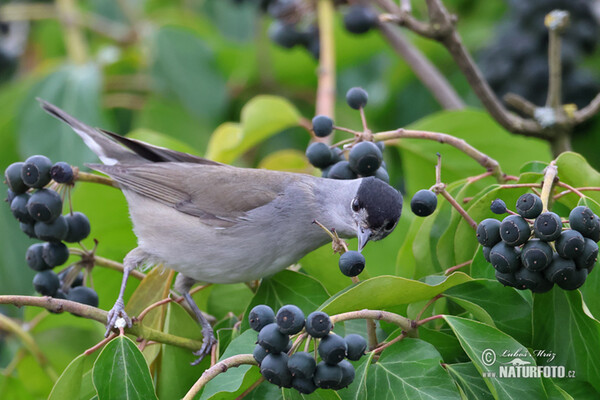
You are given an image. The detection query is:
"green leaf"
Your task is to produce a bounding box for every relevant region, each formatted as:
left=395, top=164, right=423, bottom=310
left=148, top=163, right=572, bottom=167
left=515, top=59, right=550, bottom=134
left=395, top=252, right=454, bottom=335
left=241, top=270, right=330, bottom=331
left=92, top=336, right=158, bottom=400
left=199, top=329, right=260, bottom=399
left=444, top=315, right=546, bottom=399
left=18, top=63, right=105, bottom=168
left=206, top=96, right=301, bottom=163
left=49, top=353, right=98, bottom=400
left=320, top=272, right=471, bottom=315
left=446, top=362, right=494, bottom=400
left=556, top=152, right=600, bottom=205
left=532, top=288, right=600, bottom=392
left=258, top=149, right=313, bottom=173
left=339, top=338, right=461, bottom=399
left=444, top=280, right=533, bottom=346
left=553, top=379, right=600, bottom=399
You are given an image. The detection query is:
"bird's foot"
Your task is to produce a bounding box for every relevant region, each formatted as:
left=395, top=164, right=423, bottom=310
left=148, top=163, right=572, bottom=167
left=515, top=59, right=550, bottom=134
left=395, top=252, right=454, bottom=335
left=191, top=326, right=217, bottom=365
left=105, top=299, right=132, bottom=337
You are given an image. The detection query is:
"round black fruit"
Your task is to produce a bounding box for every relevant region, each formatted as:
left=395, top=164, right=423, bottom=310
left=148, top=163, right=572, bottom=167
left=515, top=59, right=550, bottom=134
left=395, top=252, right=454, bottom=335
left=20, top=221, right=37, bottom=239
left=345, top=333, right=367, bottom=361
left=374, top=166, right=389, bottom=183
left=556, top=229, right=585, bottom=259
left=500, top=215, right=531, bottom=246
left=27, top=189, right=62, bottom=223
left=515, top=268, right=553, bottom=293
left=318, top=334, right=347, bottom=365
left=313, top=362, right=342, bottom=389
left=257, top=323, right=289, bottom=353
left=410, top=189, right=437, bottom=217
left=346, top=87, right=368, bottom=110
left=64, top=212, right=91, bottom=243
left=21, top=155, right=52, bottom=188
left=489, top=242, right=521, bottom=273
left=575, top=238, right=598, bottom=270
left=287, top=351, right=316, bottom=379
left=495, top=270, right=517, bottom=288
left=339, top=251, right=365, bottom=277
left=305, top=311, right=332, bottom=338
left=67, top=286, right=99, bottom=307
left=306, top=142, right=333, bottom=169
left=260, top=353, right=292, bottom=387
left=42, top=241, right=70, bottom=267
left=253, top=343, right=268, bottom=365
left=4, top=162, right=28, bottom=193
left=516, top=193, right=543, bottom=219
left=335, top=359, right=356, bottom=389
left=276, top=304, right=305, bottom=335
left=533, top=212, right=563, bottom=241
left=50, top=162, right=74, bottom=184
left=327, top=161, right=357, bottom=180
left=249, top=304, right=275, bottom=332
left=490, top=199, right=507, bottom=214
left=544, top=254, right=587, bottom=290
left=476, top=218, right=501, bottom=247
left=33, top=270, right=60, bottom=296
left=348, top=141, right=382, bottom=176
left=34, top=216, right=68, bottom=242
left=268, top=21, right=303, bottom=49
left=343, top=5, right=378, bottom=34
left=10, top=193, right=33, bottom=223
left=521, top=239, right=553, bottom=271
left=292, top=377, right=317, bottom=394
left=569, top=206, right=600, bottom=241
left=312, top=115, right=334, bottom=137
left=26, top=243, right=51, bottom=271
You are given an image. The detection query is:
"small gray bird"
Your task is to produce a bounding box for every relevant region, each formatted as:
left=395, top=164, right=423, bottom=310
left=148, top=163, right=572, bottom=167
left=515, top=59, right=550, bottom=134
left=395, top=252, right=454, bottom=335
left=39, top=99, right=403, bottom=361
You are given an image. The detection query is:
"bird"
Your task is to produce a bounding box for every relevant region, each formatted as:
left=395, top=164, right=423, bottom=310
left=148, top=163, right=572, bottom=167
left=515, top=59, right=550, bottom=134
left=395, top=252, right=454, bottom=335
left=38, top=99, right=403, bottom=362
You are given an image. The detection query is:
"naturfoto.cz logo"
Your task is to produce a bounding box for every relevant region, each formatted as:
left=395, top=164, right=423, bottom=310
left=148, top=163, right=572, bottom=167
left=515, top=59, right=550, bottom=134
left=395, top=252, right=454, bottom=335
left=480, top=348, right=576, bottom=379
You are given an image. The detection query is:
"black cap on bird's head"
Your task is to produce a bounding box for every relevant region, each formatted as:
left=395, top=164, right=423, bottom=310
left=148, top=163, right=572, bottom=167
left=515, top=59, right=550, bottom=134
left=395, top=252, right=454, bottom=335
left=351, top=177, right=403, bottom=250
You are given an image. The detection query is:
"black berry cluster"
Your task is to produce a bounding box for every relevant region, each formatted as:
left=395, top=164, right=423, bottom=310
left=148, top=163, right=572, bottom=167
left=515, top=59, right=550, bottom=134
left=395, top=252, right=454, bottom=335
left=4, top=155, right=98, bottom=307
left=306, top=87, right=389, bottom=183
left=477, top=193, right=599, bottom=292
left=478, top=0, right=599, bottom=109
left=250, top=305, right=366, bottom=393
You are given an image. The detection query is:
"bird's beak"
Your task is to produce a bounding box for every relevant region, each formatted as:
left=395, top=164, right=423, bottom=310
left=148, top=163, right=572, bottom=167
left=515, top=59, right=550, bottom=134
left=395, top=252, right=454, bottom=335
left=357, top=227, right=372, bottom=252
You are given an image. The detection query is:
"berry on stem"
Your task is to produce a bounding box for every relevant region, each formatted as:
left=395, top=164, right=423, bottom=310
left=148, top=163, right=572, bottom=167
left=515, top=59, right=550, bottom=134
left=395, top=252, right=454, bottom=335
left=249, top=304, right=275, bottom=332
left=305, top=311, right=332, bottom=338
left=410, top=189, right=437, bottom=217
left=276, top=304, right=305, bottom=335
left=339, top=251, right=365, bottom=277
left=312, top=115, right=334, bottom=137
left=346, top=87, right=368, bottom=110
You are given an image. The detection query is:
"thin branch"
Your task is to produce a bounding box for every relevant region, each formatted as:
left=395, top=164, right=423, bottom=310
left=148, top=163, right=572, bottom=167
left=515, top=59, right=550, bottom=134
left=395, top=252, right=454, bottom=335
left=371, top=332, right=407, bottom=355
left=555, top=182, right=585, bottom=199
left=503, top=93, right=537, bottom=117
left=574, top=92, right=600, bottom=124
left=444, top=260, right=472, bottom=275
left=366, top=319, right=378, bottom=351
left=416, top=314, right=445, bottom=326
left=554, top=186, right=600, bottom=200
left=329, top=309, right=414, bottom=334
left=315, top=0, right=336, bottom=144
left=75, top=170, right=118, bottom=188
left=439, top=189, right=478, bottom=230
left=415, top=294, right=442, bottom=321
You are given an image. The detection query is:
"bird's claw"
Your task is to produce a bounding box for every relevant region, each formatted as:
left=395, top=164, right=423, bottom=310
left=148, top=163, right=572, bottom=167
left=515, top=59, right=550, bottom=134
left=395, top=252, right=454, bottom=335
left=105, top=300, right=132, bottom=337
left=191, top=328, right=217, bottom=365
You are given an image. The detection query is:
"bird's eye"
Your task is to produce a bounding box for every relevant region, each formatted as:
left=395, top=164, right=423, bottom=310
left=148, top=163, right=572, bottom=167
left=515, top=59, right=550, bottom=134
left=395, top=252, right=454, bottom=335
left=385, top=221, right=395, bottom=231
left=351, top=199, right=360, bottom=212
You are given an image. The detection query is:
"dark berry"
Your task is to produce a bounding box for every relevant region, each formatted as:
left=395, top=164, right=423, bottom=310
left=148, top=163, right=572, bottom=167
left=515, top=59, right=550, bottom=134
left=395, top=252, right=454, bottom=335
left=410, top=189, right=437, bottom=217
left=287, top=351, right=316, bottom=379
left=42, top=241, right=70, bottom=267
left=376, top=141, right=385, bottom=152
left=27, top=189, right=63, bottom=223
left=495, top=270, right=517, bottom=287
left=64, top=212, right=91, bottom=243
left=253, top=344, right=268, bottom=365
left=490, top=199, right=507, bottom=214
left=556, top=229, right=585, bottom=259
left=268, top=21, right=303, bottom=49
left=318, top=334, right=347, bottom=365
left=515, top=268, right=553, bottom=292
left=305, top=311, right=332, bottom=338
left=4, top=162, right=28, bottom=193
left=276, top=304, right=305, bottom=335
left=257, top=323, right=289, bottom=353
left=544, top=254, right=587, bottom=290
left=575, top=238, right=598, bottom=270
left=306, top=142, right=334, bottom=169
left=58, top=266, right=84, bottom=287
left=26, top=243, right=51, bottom=271
left=11, top=193, right=33, bottom=223
left=50, top=162, right=74, bottom=184
left=249, top=304, right=275, bottom=332
left=489, top=242, right=521, bottom=273
left=260, top=353, right=292, bottom=387
left=20, top=221, right=37, bottom=239
left=6, top=188, right=15, bottom=204
left=33, top=270, right=60, bottom=296
left=312, top=115, right=334, bottom=138
left=335, top=359, right=355, bottom=389
left=67, top=286, right=99, bottom=307
left=313, top=361, right=342, bottom=389
left=476, top=218, right=501, bottom=247
left=345, top=333, right=367, bottom=361
left=516, top=193, right=543, bottom=219
left=521, top=239, right=553, bottom=271
left=327, top=161, right=357, bottom=180
left=21, top=155, right=52, bottom=188
left=533, top=212, right=563, bottom=241
left=500, top=215, right=531, bottom=246
left=34, top=216, right=68, bottom=242
left=348, top=142, right=382, bottom=176
left=346, top=87, right=368, bottom=110
left=292, top=377, right=317, bottom=394
left=339, top=251, right=365, bottom=277
left=343, top=5, right=378, bottom=35
left=374, top=166, right=389, bottom=183
left=331, top=147, right=345, bottom=163
left=483, top=246, right=491, bottom=262
left=569, top=206, right=600, bottom=241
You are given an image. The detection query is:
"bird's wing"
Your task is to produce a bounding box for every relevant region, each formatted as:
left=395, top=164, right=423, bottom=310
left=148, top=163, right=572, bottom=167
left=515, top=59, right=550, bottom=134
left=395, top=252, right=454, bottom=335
left=89, top=163, right=291, bottom=227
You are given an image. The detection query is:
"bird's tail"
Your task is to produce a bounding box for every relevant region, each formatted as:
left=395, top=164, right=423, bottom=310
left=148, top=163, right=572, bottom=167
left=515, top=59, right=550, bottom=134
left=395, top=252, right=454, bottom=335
left=37, top=98, right=139, bottom=165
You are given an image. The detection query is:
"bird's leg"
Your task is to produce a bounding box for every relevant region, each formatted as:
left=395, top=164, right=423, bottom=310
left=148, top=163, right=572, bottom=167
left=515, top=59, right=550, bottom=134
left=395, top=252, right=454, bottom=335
left=175, top=274, right=217, bottom=365
left=105, top=247, right=147, bottom=337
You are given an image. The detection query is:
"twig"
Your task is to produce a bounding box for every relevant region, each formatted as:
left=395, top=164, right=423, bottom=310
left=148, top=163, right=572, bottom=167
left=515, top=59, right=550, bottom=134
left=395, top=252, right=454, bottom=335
left=415, top=294, right=442, bottom=322
left=84, top=332, right=117, bottom=355
left=574, top=92, right=600, bottom=124
left=183, top=354, right=257, bottom=400
left=370, top=332, right=407, bottom=355
left=554, top=186, right=600, bottom=200
left=440, top=190, right=477, bottom=230
left=503, top=93, right=537, bottom=117
left=315, top=0, right=336, bottom=144
left=416, top=314, right=445, bottom=326
left=444, top=260, right=472, bottom=275
left=329, top=309, right=414, bottom=334
left=545, top=11, right=569, bottom=109
left=554, top=182, right=585, bottom=199
left=366, top=319, right=378, bottom=351
left=75, top=170, right=118, bottom=188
